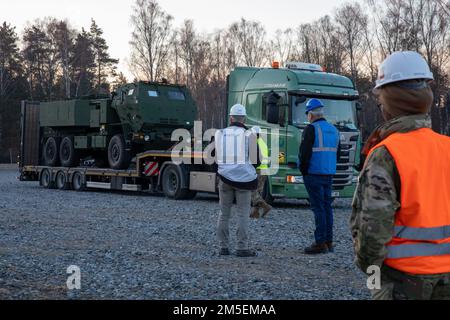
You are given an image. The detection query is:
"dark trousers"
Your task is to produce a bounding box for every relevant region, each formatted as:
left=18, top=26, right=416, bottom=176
left=372, top=265, right=450, bottom=300
left=304, top=174, right=333, bottom=244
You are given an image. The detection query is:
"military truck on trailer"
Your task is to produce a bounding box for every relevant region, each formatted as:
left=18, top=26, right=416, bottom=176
left=19, top=62, right=361, bottom=201
left=40, top=81, right=196, bottom=169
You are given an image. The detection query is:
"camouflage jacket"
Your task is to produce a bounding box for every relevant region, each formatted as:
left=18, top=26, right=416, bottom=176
left=350, top=114, right=432, bottom=273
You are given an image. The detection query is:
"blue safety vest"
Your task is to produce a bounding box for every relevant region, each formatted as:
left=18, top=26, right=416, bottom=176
left=308, top=120, right=339, bottom=175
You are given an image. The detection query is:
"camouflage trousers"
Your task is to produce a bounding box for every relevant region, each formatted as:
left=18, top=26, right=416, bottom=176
left=251, top=174, right=268, bottom=208
left=372, top=265, right=450, bottom=300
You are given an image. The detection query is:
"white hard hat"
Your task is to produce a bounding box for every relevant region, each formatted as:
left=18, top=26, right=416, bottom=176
left=374, top=51, right=434, bottom=89
left=229, top=104, right=247, bottom=116
left=251, top=126, right=262, bottom=134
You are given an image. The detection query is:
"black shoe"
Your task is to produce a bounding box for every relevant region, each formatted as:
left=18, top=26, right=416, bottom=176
left=326, top=241, right=334, bottom=253
left=219, top=248, right=230, bottom=256
left=236, top=249, right=257, bottom=257
left=304, top=243, right=329, bottom=255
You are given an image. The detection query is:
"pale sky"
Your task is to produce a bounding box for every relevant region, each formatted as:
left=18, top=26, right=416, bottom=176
left=2, top=0, right=356, bottom=79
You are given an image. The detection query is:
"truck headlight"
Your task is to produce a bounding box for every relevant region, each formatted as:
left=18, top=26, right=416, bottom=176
left=144, top=135, right=150, bottom=142
left=287, top=176, right=304, bottom=184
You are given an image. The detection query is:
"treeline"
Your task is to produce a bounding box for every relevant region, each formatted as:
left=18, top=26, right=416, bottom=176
left=126, top=0, right=450, bottom=137
left=0, top=18, right=125, bottom=162
left=0, top=0, right=449, bottom=162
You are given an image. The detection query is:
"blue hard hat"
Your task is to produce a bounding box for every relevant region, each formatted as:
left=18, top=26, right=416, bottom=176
left=305, top=98, right=324, bottom=114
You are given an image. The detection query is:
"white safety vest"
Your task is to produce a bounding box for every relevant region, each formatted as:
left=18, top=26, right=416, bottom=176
left=215, top=126, right=257, bottom=183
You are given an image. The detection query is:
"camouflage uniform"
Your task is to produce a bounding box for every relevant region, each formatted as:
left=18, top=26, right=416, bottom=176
left=250, top=173, right=272, bottom=219
left=350, top=114, right=450, bottom=300
left=251, top=174, right=268, bottom=208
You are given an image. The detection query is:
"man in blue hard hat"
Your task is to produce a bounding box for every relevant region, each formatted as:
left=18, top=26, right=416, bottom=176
left=299, top=98, right=340, bottom=254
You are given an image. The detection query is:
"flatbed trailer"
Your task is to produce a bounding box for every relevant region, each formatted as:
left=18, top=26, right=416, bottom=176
left=20, top=150, right=218, bottom=199
left=19, top=101, right=218, bottom=200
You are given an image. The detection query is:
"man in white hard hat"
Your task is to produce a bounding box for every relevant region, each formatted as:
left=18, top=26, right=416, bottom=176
left=215, top=104, right=260, bottom=257
left=351, top=51, right=450, bottom=300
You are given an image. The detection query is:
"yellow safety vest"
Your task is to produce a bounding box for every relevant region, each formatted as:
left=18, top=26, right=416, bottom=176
left=257, top=137, right=270, bottom=170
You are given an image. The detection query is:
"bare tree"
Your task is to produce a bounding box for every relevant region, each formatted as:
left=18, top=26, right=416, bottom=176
left=436, top=0, right=450, bottom=16
left=268, top=28, right=295, bottom=66
left=295, top=23, right=315, bottom=63
left=229, top=18, right=267, bottom=67
left=179, top=20, right=196, bottom=86
left=335, top=2, right=368, bottom=82
left=361, top=16, right=377, bottom=83
left=129, top=0, right=174, bottom=81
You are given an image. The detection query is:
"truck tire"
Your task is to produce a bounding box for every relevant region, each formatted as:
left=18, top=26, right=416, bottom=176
left=40, top=168, right=55, bottom=189
left=56, top=171, right=69, bottom=190
left=43, top=137, right=60, bottom=167
left=72, top=171, right=86, bottom=191
left=60, top=137, right=79, bottom=167
left=108, top=134, right=131, bottom=169
left=262, top=178, right=274, bottom=205
left=161, top=164, right=190, bottom=200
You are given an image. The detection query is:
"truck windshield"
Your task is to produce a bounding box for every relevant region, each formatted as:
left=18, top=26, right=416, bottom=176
left=291, top=97, right=357, bottom=131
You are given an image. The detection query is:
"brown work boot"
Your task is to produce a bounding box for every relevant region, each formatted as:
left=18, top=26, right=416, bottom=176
left=250, top=207, right=260, bottom=219
left=326, top=241, right=334, bottom=253
left=260, top=202, right=272, bottom=218
left=304, top=242, right=329, bottom=255
left=219, top=248, right=230, bottom=256
left=236, top=249, right=257, bottom=257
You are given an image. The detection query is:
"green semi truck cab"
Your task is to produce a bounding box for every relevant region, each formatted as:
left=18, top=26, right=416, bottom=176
left=227, top=62, right=361, bottom=201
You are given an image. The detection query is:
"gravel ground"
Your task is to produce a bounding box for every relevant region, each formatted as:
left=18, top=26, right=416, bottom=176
left=0, top=165, right=370, bottom=300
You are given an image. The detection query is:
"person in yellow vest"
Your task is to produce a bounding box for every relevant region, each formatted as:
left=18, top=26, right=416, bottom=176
left=250, top=126, right=272, bottom=219
left=351, top=51, right=450, bottom=300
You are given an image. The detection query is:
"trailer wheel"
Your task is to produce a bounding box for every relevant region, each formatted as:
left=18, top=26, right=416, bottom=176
left=108, top=134, right=131, bottom=169
left=43, top=137, right=60, bottom=167
left=40, top=169, right=55, bottom=189
left=72, top=171, right=86, bottom=191
left=161, top=165, right=190, bottom=200
left=60, top=137, right=79, bottom=167
left=262, top=178, right=274, bottom=205
left=55, top=171, right=69, bottom=190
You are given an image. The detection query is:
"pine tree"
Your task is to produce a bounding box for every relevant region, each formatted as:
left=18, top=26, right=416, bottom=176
left=111, top=71, right=128, bottom=91
left=22, top=19, right=62, bottom=101
left=89, top=19, right=118, bottom=93
left=0, top=21, right=24, bottom=162
left=0, top=22, right=22, bottom=101
left=52, top=20, right=75, bottom=98
left=22, top=24, right=49, bottom=100
left=72, top=28, right=96, bottom=97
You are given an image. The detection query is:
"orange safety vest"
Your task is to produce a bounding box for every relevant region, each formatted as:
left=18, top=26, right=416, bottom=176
left=368, top=128, right=450, bottom=275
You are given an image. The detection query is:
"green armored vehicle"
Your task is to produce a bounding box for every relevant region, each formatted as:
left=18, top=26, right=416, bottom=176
left=40, top=82, right=197, bottom=169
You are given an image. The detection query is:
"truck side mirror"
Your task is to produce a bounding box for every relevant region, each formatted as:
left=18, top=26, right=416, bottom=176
left=265, top=91, right=281, bottom=125
left=266, top=103, right=279, bottom=124
left=295, top=96, right=307, bottom=106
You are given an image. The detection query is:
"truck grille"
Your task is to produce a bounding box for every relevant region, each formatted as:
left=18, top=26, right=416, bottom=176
left=332, top=135, right=358, bottom=190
